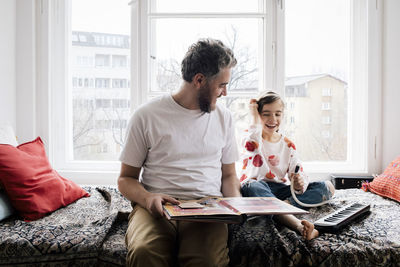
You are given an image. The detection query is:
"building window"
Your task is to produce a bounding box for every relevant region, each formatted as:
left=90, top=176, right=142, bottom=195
left=95, top=143, right=108, bottom=153
left=285, top=87, right=295, bottom=97
left=95, top=54, right=110, bottom=67
left=321, top=102, right=331, bottom=110
left=112, top=119, right=127, bottom=129
left=95, top=78, right=110, bottom=88
left=112, top=55, right=127, bottom=68
left=322, top=88, right=332, bottom=96
left=96, top=99, right=111, bottom=109
left=321, top=130, right=331, bottom=139
left=95, top=120, right=112, bottom=129
left=112, top=79, right=127, bottom=88
left=112, top=99, right=129, bottom=108
left=322, top=116, right=331, bottom=125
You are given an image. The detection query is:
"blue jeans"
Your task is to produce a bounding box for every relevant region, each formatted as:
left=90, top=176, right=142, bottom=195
left=241, top=180, right=332, bottom=209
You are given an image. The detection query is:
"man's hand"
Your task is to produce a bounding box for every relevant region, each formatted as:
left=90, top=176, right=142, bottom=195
left=144, top=193, right=180, bottom=218
left=290, top=173, right=304, bottom=192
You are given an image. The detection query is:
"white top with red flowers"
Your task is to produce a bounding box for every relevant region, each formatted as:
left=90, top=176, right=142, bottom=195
left=239, top=124, right=309, bottom=194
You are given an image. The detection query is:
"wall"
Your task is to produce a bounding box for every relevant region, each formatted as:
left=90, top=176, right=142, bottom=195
left=16, top=0, right=36, bottom=143
left=382, top=0, right=400, bottom=168
left=0, top=0, right=16, bottom=129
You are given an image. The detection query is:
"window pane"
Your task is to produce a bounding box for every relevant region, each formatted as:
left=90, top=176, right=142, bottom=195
left=219, top=96, right=252, bottom=148
left=70, top=0, right=130, bottom=161
left=149, top=18, right=260, bottom=94
left=151, top=0, right=263, bottom=13
left=285, top=0, right=350, bottom=162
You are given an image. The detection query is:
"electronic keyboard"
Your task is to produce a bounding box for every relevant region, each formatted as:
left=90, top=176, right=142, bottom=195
left=314, top=203, right=370, bottom=233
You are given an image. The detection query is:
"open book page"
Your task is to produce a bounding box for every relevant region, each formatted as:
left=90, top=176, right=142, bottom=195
left=163, top=197, right=239, bottom=218
left=218, top=197, right=307, bottom=215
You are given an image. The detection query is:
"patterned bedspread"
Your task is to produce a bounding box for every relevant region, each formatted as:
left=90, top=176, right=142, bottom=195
left=229, top=189, right=400, bottom=267
left=0, top=187, right=399, bottom=266
left=0, top=186, right=131, bottom=266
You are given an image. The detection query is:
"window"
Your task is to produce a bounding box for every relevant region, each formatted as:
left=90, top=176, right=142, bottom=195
left=321, top=102, right=331, bottom=110
left=53, top=0, right=131, bottom=165
left=112, top=99, right=129, bottom=108
left=46, top=0, right=374, bottom=178
left=95, top=78, right=110, bottom=88
left=72, top=33, right=78, bottom=42
left=112, top=55, right=127, bottom=68
left=112, top=119, right=127, bottom=129
left=321, top=130, right=331, bottom=139
left=284, top=0, right=367, bottom=168
left=95, top=54, right=110, bottom=67
left=95, top=119, right=111, bottom=129
left=95, top=143, right=108, bottom=153
left=96, top=99, right=111, bottom=109
left=134, top=0, right=269, bottom=150
left=112, top=79, right=127, bottom=88
left=322, top=116, right=331, bottom=125
left=322, top=88, right=332, bottom=96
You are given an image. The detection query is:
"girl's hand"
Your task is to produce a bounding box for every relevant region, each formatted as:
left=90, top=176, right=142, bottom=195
left=249, top=99, right=260, bottom=125
left=290, top=173, right=304, bottom=192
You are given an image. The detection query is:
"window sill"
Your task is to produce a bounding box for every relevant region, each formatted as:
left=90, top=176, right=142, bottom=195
left=58, top=170, right=119, bottom=185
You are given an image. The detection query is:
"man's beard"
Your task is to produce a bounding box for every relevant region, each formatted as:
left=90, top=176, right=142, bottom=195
left=198, top=83, right=212, bottom=113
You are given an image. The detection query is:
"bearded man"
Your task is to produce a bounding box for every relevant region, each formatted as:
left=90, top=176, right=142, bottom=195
left=118, top=38, right=240, bottom=267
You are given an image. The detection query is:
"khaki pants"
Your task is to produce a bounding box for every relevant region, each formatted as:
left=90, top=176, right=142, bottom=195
left=125, top=205, right=229, bottom=267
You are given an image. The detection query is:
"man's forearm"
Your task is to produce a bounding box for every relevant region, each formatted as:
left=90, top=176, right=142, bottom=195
left=118, top=176, right=150, bottom=208
left=221, top=174, right=241, bottom=197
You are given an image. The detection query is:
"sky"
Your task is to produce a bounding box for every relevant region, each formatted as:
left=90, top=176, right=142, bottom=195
left=72, top=0, right=130, bottom=35
left=285, top=0, right=350, bottom=81
left=72, top=0, right=350, bottom=82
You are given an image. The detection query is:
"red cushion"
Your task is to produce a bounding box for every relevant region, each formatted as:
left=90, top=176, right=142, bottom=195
left=363, top=156, right=400, bottom=203
left=0, top=137, right=89, bottom=221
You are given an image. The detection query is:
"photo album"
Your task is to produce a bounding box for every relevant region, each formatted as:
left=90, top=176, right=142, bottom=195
left=163, top=197, right=308, bottom=224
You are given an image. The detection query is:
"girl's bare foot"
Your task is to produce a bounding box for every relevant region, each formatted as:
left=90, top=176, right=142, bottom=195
left=301, top=220, right=319, bottom=240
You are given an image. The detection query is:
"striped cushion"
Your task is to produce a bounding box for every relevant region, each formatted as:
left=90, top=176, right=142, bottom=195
left=363, top=156, right=400, bottom=202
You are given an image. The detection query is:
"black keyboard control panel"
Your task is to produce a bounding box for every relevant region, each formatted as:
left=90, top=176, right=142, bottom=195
left=314, top=203, right=370, bottom=233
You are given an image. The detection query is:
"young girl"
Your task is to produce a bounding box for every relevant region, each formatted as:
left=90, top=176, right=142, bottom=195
left=240, top=91, right=335, bottom=240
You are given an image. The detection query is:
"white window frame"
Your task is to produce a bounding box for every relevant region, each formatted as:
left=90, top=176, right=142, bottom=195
left=295, top=0, right=382, bottom=178
left=26, top=0, right=382, bottom=183
left=131, top=0, right=279, bottom=107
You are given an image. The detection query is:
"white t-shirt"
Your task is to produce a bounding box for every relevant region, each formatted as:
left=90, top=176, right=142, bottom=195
left=119, top=94, right=239, bottom=199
